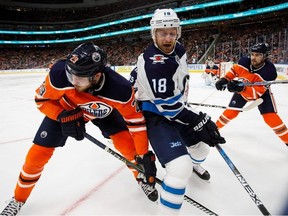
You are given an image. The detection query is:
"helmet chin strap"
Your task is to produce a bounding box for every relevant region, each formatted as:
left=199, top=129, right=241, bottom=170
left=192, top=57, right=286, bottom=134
left=87, top=73, right=105, bottom=93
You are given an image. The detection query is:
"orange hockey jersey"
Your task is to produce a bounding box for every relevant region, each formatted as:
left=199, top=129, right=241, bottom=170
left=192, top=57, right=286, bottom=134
left=223, top=57, right=277, bottom=101
left=35, top=60, right=148, bottom=155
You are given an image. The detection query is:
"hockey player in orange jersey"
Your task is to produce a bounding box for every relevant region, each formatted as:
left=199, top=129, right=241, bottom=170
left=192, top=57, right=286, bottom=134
left=215, top=42, right=288, bottom=147
left=1, top=43, right=158, bottom=216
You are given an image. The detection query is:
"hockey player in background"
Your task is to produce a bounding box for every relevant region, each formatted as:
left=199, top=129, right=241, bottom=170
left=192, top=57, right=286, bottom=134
left=0, top=43, right=157, bottom=216
left=133, top=8, right=225, bottom=213
left=215, top=42, right=288, bottom=147
left=202, top=60, right=219, bottom=86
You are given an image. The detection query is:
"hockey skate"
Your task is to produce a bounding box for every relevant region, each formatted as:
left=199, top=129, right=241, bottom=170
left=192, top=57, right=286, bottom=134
left=0, top=197, right=24, bottom=216
left=193, top=164, right=211, bottom=180
left=137, top=173, right=158, bottom=202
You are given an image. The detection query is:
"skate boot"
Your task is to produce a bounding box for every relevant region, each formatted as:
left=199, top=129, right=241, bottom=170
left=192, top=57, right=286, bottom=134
left=137, top=173, right=158, bottom=202
left=193, top=164, right=211, bottom=180
left=0, top=197, right=25, bottom=216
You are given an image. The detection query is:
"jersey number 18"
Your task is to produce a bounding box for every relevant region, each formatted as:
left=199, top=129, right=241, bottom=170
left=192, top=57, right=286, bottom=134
left=152, top=78, right=167, bottom=93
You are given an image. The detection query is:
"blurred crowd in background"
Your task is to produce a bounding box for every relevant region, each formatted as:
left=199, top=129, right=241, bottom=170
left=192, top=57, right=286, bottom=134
left=0, top=0, right=287, bottom=70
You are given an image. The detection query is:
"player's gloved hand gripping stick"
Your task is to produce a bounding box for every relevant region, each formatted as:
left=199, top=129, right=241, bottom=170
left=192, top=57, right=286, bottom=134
left=191, top=112, right=226, bottom=147
left=58, top=108, right=86, bottom=141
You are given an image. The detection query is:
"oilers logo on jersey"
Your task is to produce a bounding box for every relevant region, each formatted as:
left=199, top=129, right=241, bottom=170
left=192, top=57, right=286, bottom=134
left=80, top=101, right=112, bottom=119
left=149, top=54, right=168, bottom=64
left=39, top=82, right=46, bottom=96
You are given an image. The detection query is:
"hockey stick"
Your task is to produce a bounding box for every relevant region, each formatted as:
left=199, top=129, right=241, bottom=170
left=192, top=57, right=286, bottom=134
left=238, top=80, right=288, bottom=87
left=84, top=132, right=218, bottom=216
left=215, top=144, right=271, bottom=216
left=189, top=98, right=263, bottom=112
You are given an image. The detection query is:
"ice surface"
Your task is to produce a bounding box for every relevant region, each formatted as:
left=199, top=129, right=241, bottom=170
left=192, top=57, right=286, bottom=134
left=0, top=72, right=287, bottom=215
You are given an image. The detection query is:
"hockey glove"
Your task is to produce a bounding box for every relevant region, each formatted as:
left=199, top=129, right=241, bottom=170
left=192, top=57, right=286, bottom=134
left=192, top=112, right=226, bottom=147
left=227, top=80, right=245, bottom=93
left=215, top=78, right=228, bottom=91
left=58, top=108, right=86, bottom=141
left=135, top=151, right=157, bottom=186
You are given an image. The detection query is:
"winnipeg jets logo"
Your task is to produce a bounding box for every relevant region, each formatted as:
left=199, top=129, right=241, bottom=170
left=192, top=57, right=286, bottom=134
left=169, top=141, right=182, bottom=148
left=150, top=54, right=168, bottom=64
left=80, top=102, right=112, bottom=119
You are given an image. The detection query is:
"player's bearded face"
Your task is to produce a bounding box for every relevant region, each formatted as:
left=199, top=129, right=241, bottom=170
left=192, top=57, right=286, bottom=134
left=69, top=74, right=93, bottom=92
left=155, top=28, right=177, bottom=54
left=251, top=52, right=265, bottom=68
left=70, top=72, right=102, bottom=92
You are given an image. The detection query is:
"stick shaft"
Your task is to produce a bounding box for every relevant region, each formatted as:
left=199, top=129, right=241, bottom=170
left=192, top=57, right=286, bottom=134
left=241, top=80, right=288, bottom=86
left=215, top=144, right=271, bottom=215
left=189, top=98, right=263, bottom=112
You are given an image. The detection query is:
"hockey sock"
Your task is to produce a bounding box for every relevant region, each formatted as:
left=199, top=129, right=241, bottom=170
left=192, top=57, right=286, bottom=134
left=188, top=142, right=210, bottom=163
left=14, top=144, right=55, bottom=202
left=262, top=113, right=288, bottom=144
left=216, top=109, right=240, bottom=129
left=110, top=130, right=136, bottom=161
left=128, top=159, right=139, bottom=179
left=160, top=155, right=192, bottom=211
left=110, top=131, right=139, bottom=178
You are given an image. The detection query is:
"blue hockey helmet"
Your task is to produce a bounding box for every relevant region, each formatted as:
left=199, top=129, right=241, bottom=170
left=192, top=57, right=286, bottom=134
left=65, top=42, right=107, bottom=77
left=250, top=42, right=271, bottom=54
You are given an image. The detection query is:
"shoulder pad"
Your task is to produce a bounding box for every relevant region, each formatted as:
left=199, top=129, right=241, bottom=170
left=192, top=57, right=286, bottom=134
left=174, top=42, right=186, bottom=58
left=49, top=60, right=71, bottom=88
left=238, top=56, right=250, bottom=69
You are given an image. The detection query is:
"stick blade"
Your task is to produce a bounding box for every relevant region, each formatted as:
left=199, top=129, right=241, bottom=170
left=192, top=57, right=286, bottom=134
left=242, top=98, right=263, bottom=111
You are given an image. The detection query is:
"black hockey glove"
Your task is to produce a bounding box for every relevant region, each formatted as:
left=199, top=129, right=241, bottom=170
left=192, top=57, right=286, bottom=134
left=192, top=112, right=226, bottom=147
left=58, top=108, right=86, bottom=141
left=135, top=151, right=157, bottom=186
left=227, top=80, right=245, bottom=93
left=215, top=78, right=228, bottom=91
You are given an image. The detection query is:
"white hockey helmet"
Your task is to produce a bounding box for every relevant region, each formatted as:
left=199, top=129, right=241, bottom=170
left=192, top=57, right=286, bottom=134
left=208, top=60, right=214, bottom=68
left=150, top=8, right=181, bottom=41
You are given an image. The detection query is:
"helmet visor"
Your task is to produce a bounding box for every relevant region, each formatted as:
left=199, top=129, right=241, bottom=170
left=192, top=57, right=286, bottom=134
left=66, top=69, right=92, bottom=87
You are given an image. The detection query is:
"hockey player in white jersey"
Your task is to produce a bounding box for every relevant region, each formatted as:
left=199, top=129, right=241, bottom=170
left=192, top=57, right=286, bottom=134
left=133, top=8, right=225, bottom=213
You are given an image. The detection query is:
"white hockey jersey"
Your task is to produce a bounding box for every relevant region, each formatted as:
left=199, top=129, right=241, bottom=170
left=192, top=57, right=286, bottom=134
left=135, top=42, right=200, bottom=124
